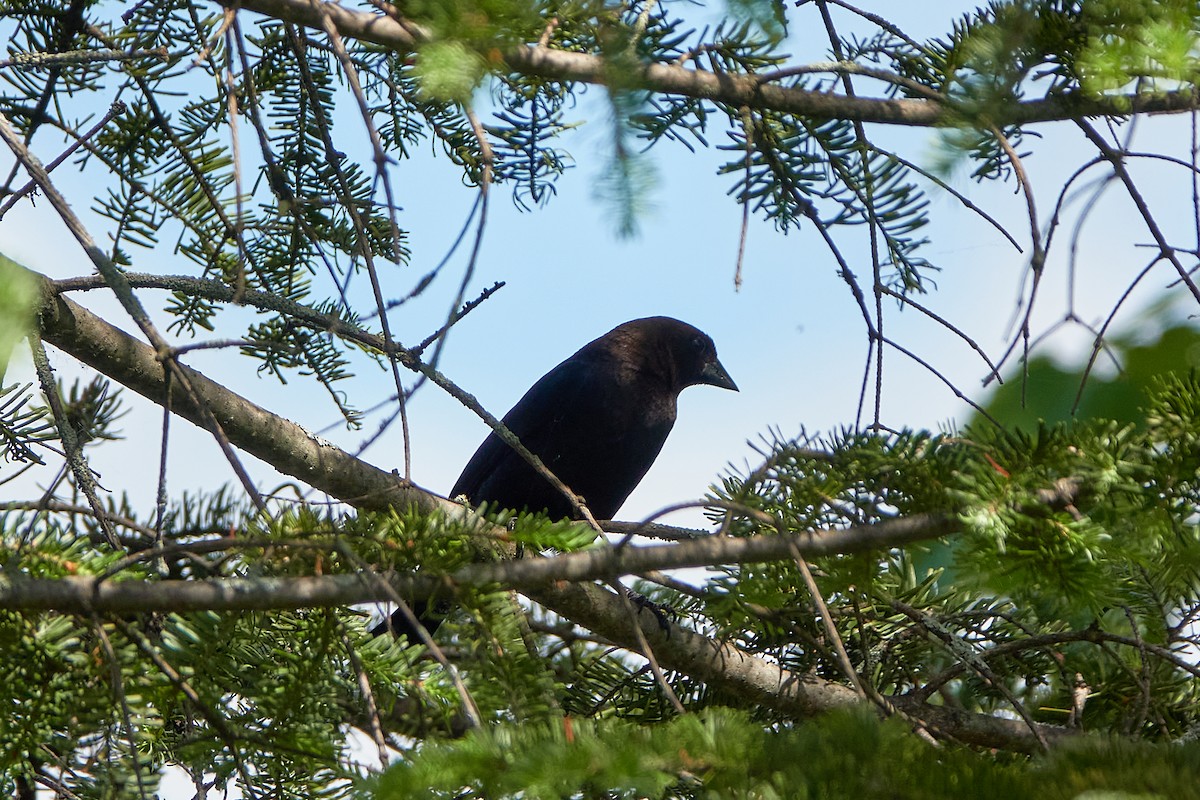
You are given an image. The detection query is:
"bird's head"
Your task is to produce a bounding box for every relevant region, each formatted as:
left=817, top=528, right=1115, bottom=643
left=601, top=317, right=738, bottom=394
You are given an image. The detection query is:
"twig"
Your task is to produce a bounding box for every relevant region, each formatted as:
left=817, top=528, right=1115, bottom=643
left=989, top=123, right=1044, bottom=273
left=734, top=107, right=753, bottom=290
left=0, top=101, right=126, bottom=219
left=91, top=618, right=151, bottom=800
left=411, top=280, right=506, bottom=357
left=26, top=334, right=119, bottom=548
left=794, top=4, right=889, bottom=428
left=790, top=545, right=866, bottom=698
left=757, top=60, right=946, bottom=103
left=238, top=22, right=355, bottom=322
left=1071, top=254, right=1162, bottom=415
left=334, top=542, right=483, bottom=729
left=223, top=20, right=248, bottom=302
left=0, top=110, right=267, bottom=511
left=537, top=16, right=559, bottom=48
left=611, top=498, right=772, bottom=549
left=339, top=628, right=390, bottom=767
left=823, top=0, right=924, bottom=49
left=882, top=335, right=999, bottom=427
left=608, top=578, right=686, bottom=715
left=307, top=12, right=414, bottom=479
left=0, top=500, right=154, bottom=539
left=1077, top=118, right=1200, bottom=304
left=878, top=285, right=1002, bottom=383
left=0, top=47, right=168, bottom=69
left=886, top=148, right=1021, bottom=251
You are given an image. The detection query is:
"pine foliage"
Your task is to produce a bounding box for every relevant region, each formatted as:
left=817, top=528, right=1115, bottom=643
left=3, top=0, right=1200, bottom=797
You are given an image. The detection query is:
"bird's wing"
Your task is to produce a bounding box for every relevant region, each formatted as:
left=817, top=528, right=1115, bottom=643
left=449, top=356, right=605, bottom=508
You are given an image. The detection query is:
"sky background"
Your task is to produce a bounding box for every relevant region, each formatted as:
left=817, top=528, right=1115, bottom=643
left=2, top=2, right=1198, bottom=532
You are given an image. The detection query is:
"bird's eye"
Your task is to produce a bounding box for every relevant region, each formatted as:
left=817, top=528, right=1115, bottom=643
left=690, top=335, right=706, bottom=351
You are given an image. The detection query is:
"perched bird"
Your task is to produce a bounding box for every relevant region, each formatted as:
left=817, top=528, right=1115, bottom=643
left=374, top=316, right=737, bottom=638
left=452, top=316, right=738, bottom=519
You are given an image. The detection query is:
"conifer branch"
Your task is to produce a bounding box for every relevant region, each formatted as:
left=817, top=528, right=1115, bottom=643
left=223, top=0, right=1200, bottom=128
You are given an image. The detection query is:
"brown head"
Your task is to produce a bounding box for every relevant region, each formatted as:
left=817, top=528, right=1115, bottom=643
left=581, top=316, right=738, bottom=394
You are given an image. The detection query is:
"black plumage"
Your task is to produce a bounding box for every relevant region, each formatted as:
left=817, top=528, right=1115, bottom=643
left=374, top=316, right=736, bottom=638
left=451, top=316, right=737, bottom=520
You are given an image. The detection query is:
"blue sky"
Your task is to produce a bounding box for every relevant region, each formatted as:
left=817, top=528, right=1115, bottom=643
left=2, top=2, right=1197, bottom=529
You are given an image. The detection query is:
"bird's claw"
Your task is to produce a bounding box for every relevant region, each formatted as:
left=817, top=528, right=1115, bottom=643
left=626, top=589, right=677, bottom=634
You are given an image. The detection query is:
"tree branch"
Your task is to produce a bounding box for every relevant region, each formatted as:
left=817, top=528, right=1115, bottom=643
left=0, top=513, right=958, bottom=613
left=221, top=0, right=1200, bottom=128
left=522, top=581, right=1067, bottom=753
left=28, top=265, right=1065, bottom=753
left=35, top=272, right=441, bottom=515
left=0, top=566, right=1062, bottom=752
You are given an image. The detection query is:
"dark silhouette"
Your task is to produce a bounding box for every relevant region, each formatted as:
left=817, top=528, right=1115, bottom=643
left=374, top=317, right=737, bottom=639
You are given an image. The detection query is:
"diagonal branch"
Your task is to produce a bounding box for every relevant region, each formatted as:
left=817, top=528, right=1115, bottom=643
left=36, top=273, right=438, bottom=514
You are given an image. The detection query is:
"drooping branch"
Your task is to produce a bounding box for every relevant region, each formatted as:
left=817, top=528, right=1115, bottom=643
left=220, top=0, right=1200, bottom=128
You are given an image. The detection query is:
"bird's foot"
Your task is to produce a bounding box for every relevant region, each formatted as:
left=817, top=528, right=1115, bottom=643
left=625, top=589, right=676, bottom=633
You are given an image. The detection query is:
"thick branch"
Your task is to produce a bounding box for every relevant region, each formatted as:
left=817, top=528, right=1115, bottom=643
left=0, top=571, right=1061, bottom=753
left=521, top=581, right=1066, bottom=752
left=221, top=0, right=1200, bottom=128
left=35, top=274, right=441, bottom=514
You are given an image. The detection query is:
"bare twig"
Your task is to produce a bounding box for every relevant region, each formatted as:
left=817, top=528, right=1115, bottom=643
left=339, top=628, right=390, bottom=766
left=91, top=619, right=151, bottom=800
left=608, top=578, right=687, bottom=715
left=990, top=123, right=1044, bottom=273
left=0, top=501, right=153, bottom=539
left=0, top=101, right=126, bottom=219
left=411, top=281, right=506, bottom=357
left=1071, top=255, right=1162, bottom=415
left=886, top=148, right=1021, bottom=252
left=0, top=46, right=168, bottom=69
left=333, top=542, right=483, bottom=730
left=757, top=60, right=946, bottom=103
left=301, top=14, right=414, bottom=478
left=1077, top=118, right=1200, bottom=304
left=878, top=286, right=1001, bottom=382
left=26, top=334, right=119, bottom=548
left=882, top=335, right=999, bottom=426
left=734, top=107, right=753, bottom=290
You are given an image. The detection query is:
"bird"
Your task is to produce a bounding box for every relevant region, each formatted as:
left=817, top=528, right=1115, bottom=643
left=373, top=316, right=737, bottom=639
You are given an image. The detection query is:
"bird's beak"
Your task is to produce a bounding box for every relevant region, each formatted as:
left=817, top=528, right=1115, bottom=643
left=699, top=358, right=738, bottom=391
